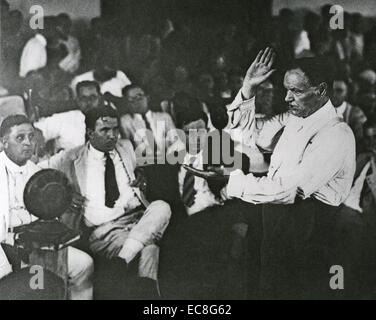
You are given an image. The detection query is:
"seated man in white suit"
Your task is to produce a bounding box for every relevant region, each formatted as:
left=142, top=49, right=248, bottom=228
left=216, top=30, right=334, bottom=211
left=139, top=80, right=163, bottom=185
left=0, top=115, right=94, bottom=299
left=41, top=107, right=171, bottom=285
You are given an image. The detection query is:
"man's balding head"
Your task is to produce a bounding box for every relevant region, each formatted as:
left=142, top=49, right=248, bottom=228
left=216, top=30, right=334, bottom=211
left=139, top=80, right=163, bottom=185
left=284, top=57, right=333, bottom=118
left=0, top=115, right=35, bottom=166
left=0, top=114, right=31, bottom=138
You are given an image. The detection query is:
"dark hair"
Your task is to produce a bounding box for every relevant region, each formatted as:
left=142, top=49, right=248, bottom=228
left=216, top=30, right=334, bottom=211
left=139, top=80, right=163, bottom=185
left=279, top=8, right=294, bottom=19
left=84, top=107, right=118, bottom=131
left=9, top=9, right=22, bottom=19
left=321, top=4, right=332, bottom=18
left=287, top=57, right=334, bottom=89
left=172, top=92, right=208, bottom=129
left=0, top=0, right=9, bottom=10
left=122, top=84, right=143, bottom=98
left=209, top=105, right=228, bottom=130
left=42, top=16, right=56, bottom=34
left=76, top=81, right=100, bottom=97
left=57, top=12, right=71, bottom=22
left=228, top=68, right=244, bottom=79
left=332, top=75, right=349, bottom=87
left=0, top=114, right=32, bottom=138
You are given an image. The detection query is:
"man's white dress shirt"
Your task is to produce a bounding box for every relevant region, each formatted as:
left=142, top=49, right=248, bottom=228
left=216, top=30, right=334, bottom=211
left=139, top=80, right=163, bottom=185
left=59, top=35, right=81, bottom=73
left=34, top=110, right=86, bottom=151
left=294, top=30, right=311, bottom=58
left=227, top=97, right=356, bottom=206
left=84, top=146, right=141, bottom=226
left=179, top=151, right=220, bottom=216
left=0, top=153, right=94, bottom=299
left=336, top=101, right=348, bottom=119
left=2, top=154, right=38, bottom=230
left=19, top=34, right=47, bottom=78
left=0, top=152, right=39, bottom=279
left=71, top=70, right=131, bottom=97
left=120, top=110, right=176, bottom=159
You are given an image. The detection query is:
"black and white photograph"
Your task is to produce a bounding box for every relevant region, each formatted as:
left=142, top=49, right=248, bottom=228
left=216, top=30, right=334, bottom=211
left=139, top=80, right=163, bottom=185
left=0, top=0, right=376, bottom=304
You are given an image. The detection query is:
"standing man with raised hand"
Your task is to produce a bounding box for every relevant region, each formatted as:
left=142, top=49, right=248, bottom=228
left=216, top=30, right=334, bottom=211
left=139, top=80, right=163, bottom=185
left=197, top=48, right=356, bottom=299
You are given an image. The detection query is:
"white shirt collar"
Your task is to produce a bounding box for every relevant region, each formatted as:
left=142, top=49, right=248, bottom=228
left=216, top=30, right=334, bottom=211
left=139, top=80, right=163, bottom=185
left=35, top=33, right=47, bottom=47
left=133, top=110, right=151, bottom=119
left=298, top=99, right=338, bottom=128
left=88, top=144, right=116, bottom=160
left=335, top=101, right=347, bottom=118
left=1, top=152, right=28, bottom=174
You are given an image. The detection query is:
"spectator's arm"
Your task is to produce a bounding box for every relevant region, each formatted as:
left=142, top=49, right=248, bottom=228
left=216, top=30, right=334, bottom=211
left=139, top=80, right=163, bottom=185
left=117, top=71, right=132, bottom=88
left=38, top=149, right=67, bottom=170
left=19, top=40, right=46, bottom=78
left=33, top=114, right=61, bottom=143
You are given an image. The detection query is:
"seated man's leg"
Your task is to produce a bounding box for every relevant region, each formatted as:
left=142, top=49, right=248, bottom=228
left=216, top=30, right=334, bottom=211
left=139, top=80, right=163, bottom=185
left=67, top=247, right=94, bottom=300
left=119, top=200, right=171, bottom=266
left=138, top=244, right=159, bottom=281
left=87, top=202, right=170, bottom=285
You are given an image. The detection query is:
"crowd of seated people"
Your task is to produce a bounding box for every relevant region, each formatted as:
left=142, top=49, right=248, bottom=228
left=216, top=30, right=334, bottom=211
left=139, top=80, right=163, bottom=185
left=1, top=0, right=376, bottom=299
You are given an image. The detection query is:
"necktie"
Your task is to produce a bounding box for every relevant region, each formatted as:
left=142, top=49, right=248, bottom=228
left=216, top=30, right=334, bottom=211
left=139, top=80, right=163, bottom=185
left=105, top=152, right=120, bottom=208
left=182, top=168, right=196, bottom=208
left=142, top=114, right=152, bottom=131
left=141, top=114, right=158, bottom=157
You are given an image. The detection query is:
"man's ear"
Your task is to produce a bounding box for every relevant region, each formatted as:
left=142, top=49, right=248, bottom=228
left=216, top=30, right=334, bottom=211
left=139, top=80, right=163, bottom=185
left=1, top=136, right=8, bottom=149
left=86, top=128, right=94, bottom=140
left=317, top=82, right=327, bottom=97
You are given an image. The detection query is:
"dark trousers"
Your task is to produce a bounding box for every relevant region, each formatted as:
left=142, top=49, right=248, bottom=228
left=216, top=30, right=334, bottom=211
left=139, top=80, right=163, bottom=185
left=159, top=199, right=253, bottom=299
left=259, top=198, right=339, bottom=299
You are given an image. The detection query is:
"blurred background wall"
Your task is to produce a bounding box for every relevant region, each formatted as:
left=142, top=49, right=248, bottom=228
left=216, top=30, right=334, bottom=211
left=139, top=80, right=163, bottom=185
left=8, top=0, right=101, bottom=21
left=273, top=0, right=376, bottom=17
left=7, top=0, right=376, bottom=22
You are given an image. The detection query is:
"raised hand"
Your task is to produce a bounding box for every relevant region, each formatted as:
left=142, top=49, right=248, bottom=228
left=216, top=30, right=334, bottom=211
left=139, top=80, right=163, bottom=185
left=242, top=47, right=276, bottom=99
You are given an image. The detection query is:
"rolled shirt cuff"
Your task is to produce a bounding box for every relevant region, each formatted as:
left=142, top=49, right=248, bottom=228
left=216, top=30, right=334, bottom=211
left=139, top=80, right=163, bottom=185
left=227, top=169, right=246, bottom=198
left=227, top=91, right=255, bottom=112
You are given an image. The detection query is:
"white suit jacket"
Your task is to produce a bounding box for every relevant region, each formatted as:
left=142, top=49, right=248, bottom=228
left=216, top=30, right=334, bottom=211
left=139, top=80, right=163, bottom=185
left=40, top=140, right=148, bottom=226
left=0, top=152, right=40, bottom=279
